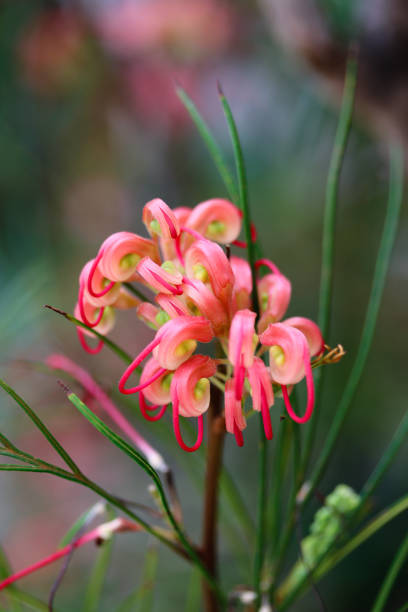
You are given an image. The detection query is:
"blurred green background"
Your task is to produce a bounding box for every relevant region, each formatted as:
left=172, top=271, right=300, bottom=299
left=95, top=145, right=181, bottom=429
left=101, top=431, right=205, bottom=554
left=0, top=0, right=407, bottom=610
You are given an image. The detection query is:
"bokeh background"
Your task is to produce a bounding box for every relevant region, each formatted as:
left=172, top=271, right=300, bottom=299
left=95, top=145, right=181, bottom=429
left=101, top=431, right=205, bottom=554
left=1, top=0, right=407, bottom=610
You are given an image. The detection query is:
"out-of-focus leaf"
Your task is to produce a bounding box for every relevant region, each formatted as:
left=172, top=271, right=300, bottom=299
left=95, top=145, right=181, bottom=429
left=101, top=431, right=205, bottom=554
left=117, top=542, right=159, bottom=612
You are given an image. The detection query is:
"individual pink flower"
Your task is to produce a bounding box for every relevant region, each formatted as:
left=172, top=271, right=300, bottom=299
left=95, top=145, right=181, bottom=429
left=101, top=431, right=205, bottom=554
left=228, top=309, right=256, bottom=400
left=118, top=315, right=213, bottom=394
left=260, top=323, right=315, bottom=424
left=182, top=278, right=229, bottom=336
left=247, top=357, right=274, bottom=439
left=172, top=355, right=216, bottom=418
left=257, top=272, right=292, bottom=333
left=160, top=206, right=192, bottom=261
left=140, top=357, right=173, bottom=406
left=80, top=259, right=121, bottom=308
left=170, top=355, right=216, bottom=452
left=284, top=316, right=324, bottom=357
left=184, top=239, right=234, bottom=307
left=136, top=302, right=162, bottom=329
left=96, top=231, right=160, bottom=283
left=143, top=198, right=180, bottom=240
left=155, top=293, right=190, bottom=318
left=224, top=379, right=246, bottom=447
left=185, top=198, right=241, bottom=244
left=230, top=256, right=252, bottom=311
left=137, top=257, right=183, bottom=295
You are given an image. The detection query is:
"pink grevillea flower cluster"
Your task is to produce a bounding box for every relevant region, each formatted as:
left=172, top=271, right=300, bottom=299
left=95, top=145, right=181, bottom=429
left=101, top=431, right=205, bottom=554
left=75, top=198, right=324, bottom=451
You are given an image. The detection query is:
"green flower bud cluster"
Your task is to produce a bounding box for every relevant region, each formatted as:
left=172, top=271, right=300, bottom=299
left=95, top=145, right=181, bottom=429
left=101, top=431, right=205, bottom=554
left=279, top=485, right=361, bottom=599
left=302, top=484, right=361, bottom=566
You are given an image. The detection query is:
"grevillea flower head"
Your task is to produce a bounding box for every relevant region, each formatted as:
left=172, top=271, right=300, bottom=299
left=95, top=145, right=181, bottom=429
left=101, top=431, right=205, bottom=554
left=184, top=239, right=234, bottom=307
left=97, top=231, right=160, bottom=282
left=143, top=198, right=180, bottom=240
left=74, top=197, right=332, bottom=451
left=185, top=198, right=242, bottom=244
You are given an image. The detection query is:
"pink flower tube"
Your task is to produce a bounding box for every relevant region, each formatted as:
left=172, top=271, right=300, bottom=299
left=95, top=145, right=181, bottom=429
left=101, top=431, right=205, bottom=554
left=247, top=357, right=274, bottom=439
left=137, top=257, right=183, bottom=295
left=184, top=239, right=234, bottom=307
left=182, top=277, right=229, bottom=336
left=160, top=206, right=192, bottom=261
left=185, top=198, right=241, bottom=244
left=225, top=379, right=246, bottom=446
left=97, top=231, right=160, bottom=283
left=260, top=323, right=315, bottom=424
left=118, top=316, right=213, bottom=394
left=228, top=309, right=256, bottom=400
left=139, top=357, right=172, bottom=422
left=155, top=293, right=190, bottom=318
left=143, top=198, right=180, bottom=240
left=136, top=302, right=162, bottom=329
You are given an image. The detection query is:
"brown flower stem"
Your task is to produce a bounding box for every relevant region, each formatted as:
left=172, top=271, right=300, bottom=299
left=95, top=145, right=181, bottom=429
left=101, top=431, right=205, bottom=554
left=201, top=383, right=226, bottom=612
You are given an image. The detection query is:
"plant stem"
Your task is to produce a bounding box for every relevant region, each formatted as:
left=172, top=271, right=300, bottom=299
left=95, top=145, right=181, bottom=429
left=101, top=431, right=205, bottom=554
left=303, top=142, right=404, bottom=507
left=201, top=385, right=226, bottom=612
left=371, top=530, right=408, bottom=612
left=253, top=417, right=268, bottom=601
left=302, top=51, right=358, bottom=475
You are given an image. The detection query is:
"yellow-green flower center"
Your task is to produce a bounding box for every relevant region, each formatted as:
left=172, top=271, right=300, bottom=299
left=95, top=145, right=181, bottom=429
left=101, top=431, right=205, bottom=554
left=155, top=310, right=171, bottom=327
left=260, top=293, right=268, bottom=311
left=120, top=253, right=140, bottom=270
left=194, top=378, right=209, bottom=400
left=149, top=219, right=161, bottom=235
left=270, top=345, right=285, bottom=367
left=192, top=263, right=208, bottom=283
left=206, top=220, right=226, bottom=238
left=175, top=339, right=196, bottom=357
left=161, top=260, right=178, bottom=275
left=161, top=373, right=173, bottom=392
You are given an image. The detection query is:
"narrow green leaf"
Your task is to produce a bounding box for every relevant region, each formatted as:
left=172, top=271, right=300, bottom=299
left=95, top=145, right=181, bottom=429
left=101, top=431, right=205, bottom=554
left=371, top=530, right=408, bottom=612
left=44, top=305, right=132, bottom=365
left=82, top=509, right=116, bottom=612
left=66, top=392, right=225, bottom=603
left=176, top=86, right=239, bottom=204
left=5, top=588, right=49, bottom=611
left=218, top=84, right=259, bottom=314
left=302, top=52, right=358, bottom=473
left=118, top=543, right=159, bottom=612
left=185, top=565, right=202, bottom=612
left=0, top=378, right=82, bottom=475
left=304, top=143, right=404, bottom=505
